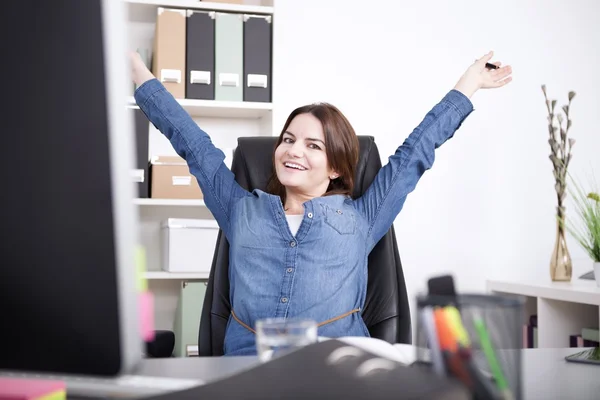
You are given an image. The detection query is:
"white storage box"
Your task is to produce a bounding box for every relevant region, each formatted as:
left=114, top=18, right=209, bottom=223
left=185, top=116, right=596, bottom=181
left=161, top=218, right=219, bottom=273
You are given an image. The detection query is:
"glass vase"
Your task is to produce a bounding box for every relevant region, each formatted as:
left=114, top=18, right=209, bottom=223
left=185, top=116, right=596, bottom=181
left=550, top=213, right=572, bottom=282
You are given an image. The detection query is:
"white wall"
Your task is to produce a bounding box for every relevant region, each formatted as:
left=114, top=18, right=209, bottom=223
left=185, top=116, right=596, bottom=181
left=272, top=0, right=600, bottom=318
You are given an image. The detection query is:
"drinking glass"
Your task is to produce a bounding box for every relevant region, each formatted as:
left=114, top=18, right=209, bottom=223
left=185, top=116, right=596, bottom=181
left=255, top=318, right=318, bottom=362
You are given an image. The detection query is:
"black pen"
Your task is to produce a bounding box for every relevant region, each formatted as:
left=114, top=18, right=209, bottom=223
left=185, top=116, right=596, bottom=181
left=485, top=62, right=499, bottom=70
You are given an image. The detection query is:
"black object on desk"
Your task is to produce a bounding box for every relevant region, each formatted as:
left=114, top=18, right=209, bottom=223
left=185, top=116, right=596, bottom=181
left=579, top=270, right=595, bottom=280
left=145, top=331, right=175, bottom=358
left=142, top=340, right=470, bottom=400
left=565, top=347, right=600, bottom=366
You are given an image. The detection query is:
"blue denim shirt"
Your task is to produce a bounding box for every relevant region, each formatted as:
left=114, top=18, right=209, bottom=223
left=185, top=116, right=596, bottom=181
left=134, top=79, right=473, bottom=356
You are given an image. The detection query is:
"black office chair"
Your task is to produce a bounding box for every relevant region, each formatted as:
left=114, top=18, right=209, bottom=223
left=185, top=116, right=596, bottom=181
left=198, top=136, right=411, bottom=356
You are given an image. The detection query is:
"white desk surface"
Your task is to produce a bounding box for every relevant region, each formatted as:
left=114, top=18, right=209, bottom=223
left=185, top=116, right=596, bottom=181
left=137, top=347, right=600, bottom=400
left=487, top=278, right=600, bottom=305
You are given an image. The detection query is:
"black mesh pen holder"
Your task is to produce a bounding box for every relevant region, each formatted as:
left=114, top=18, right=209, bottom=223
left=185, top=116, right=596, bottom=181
left=414, top=293, right=524, bottom=400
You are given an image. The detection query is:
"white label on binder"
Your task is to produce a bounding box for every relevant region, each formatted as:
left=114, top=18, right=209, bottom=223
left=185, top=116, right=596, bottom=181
left=219, top=73, right=239, bottom=87
left=131, top=169, right=145, bottom=183
left=247, top=74, right=268, bottom=88
left=160, top=8, right=185, bottom=17
left=186, top=345, right=199, bottom=357
left=161, top=69, right=181, bottom=84
left=172, top=176, right=192, bottom=186
left=243, top=15, right=272, bottom=23
left=190, top=70, right=211, bottom=85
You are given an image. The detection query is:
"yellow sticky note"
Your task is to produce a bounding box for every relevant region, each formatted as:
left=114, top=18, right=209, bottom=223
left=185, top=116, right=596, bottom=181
left=135, top=245, right=147, bottom=292
left=38, top=390, right=66, bottom=400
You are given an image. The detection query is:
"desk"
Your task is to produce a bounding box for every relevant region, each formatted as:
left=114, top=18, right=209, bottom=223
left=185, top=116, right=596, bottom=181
left=135, top=347, right=600, bottom=400
left=521, top=348, right=600, bottom=400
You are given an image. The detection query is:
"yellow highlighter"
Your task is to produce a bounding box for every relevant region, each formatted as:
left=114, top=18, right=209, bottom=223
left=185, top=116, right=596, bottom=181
left=444, top=306, right=470, bottom=347
left=136, top=245, right=148, bottom=292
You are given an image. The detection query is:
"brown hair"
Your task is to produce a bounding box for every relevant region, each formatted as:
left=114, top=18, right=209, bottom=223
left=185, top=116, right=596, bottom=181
left=267, top=103, right=359, bottom=204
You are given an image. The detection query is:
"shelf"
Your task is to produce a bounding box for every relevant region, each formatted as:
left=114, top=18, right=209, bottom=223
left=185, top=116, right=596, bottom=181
left=126, top=0, right=273, bottom=14
left=487, top=279, right=600, bottom=306
left=126, top=97, right=272, bottom=119
left=488, top=279, right=600, bottom=349
left=134, top=198, right=206, bottom=207
left=145, top=271, right=209, bottom=280
left=126, top=0, right=273, bottom=25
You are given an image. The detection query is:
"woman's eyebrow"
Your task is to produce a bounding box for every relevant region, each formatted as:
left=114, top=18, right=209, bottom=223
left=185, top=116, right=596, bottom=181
left=306, top=138, right=325, bottom=145
left=284, top=131, right=325, bottom=145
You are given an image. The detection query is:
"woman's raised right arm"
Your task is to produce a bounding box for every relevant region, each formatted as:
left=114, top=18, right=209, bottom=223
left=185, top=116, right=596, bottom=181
left=130, top=53, right=249, bottom=239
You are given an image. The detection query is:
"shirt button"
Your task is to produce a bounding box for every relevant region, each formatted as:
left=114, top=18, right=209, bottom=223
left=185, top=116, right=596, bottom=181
left=281, top=297, right=288, bottom=303
left=336, top=209, right=343, bottom=214
left=307, top=212, right=313, bottom=218
left=286, top=268, right=293, bottom=273
left=290, top=241, right=296, bottom=247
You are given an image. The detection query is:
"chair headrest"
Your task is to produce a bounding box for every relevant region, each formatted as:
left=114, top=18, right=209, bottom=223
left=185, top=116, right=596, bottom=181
left=231, top=135, right=381, bottom=198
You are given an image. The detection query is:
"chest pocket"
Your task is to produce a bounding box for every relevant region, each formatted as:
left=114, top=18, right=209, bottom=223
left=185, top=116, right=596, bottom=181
left=322, top=205, right=356, bottom=235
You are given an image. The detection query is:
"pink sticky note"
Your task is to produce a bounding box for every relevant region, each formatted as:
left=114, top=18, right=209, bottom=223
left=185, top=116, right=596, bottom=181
left=139, top=291, right=155, bottom=342
left=0, top=377, right=65, bottom=400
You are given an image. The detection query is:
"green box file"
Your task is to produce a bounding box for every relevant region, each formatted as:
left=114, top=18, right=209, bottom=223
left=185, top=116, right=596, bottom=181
left=173, top=281, right=207, bottom=357
left=215, top=12, right=243, bottom=101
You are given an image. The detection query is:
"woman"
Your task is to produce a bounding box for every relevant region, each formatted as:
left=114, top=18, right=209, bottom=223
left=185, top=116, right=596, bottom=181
left=130, top=51, right=512, bottom=356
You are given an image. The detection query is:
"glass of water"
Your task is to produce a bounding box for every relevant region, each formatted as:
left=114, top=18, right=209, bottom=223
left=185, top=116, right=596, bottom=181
left=255, top=318, right=318, bottom=362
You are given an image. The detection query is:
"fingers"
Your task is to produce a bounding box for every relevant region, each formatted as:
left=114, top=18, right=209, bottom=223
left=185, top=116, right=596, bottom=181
left=492, top=76, right=512, bottom=88
left=474, top=51, right=513, bottom=89
left=475, top=51, right=494, bottom=66
left=491, top=65, right=512, bottom=80
left=487, top=66, right=513, bottom=88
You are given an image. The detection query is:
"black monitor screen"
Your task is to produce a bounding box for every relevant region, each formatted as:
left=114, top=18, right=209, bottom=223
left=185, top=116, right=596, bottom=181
left=0, top=1, right=124, bottom=375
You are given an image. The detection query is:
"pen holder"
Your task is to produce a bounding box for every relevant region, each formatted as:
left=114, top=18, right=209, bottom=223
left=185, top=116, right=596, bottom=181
left=414, top=293, right=524, bottom=400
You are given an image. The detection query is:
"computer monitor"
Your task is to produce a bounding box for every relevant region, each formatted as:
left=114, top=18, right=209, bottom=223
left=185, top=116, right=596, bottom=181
left=0, top=0, right=143, bottom=376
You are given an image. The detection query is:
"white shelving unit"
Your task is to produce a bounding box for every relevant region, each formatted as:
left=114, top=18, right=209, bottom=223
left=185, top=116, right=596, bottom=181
left=126, top=97, right=272, bottom=119
left=487, top=279, right=600, bottom=349
left=126, top=0, right=275, bottom=333
left=145, top=271, right=210, bottom=280
left=126, top=0, right=273, bottom=16
left=134, top=198, right=206, bottom=207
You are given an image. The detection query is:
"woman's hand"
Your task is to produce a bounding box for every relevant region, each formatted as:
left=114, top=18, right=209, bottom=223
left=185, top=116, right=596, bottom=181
left=453, top=51, right=513, bottom=98
left=129, top=51, right=155, bottom=87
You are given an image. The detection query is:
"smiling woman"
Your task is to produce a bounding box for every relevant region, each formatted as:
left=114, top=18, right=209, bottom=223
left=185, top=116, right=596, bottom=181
left=267, top=104, right=359, bottom=215
left=129, top=50, right=513, bottom=356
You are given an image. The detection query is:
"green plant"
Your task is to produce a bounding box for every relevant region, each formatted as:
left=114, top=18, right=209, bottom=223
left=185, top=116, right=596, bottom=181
left=565, top=176, right=600, bottom=262
left=541, top=85, right=576, bottom=223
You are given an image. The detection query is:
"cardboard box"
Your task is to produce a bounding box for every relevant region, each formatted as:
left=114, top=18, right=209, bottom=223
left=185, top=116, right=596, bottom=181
left=152, top=8, right=186, bottom=99
left=161, top=218, right=219, bottom=273
left=150, top=155, right=203, bottom=199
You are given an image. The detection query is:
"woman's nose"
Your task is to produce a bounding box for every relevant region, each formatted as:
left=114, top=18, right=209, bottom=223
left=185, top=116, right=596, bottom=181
left=287, top=142, right=303, bottom=158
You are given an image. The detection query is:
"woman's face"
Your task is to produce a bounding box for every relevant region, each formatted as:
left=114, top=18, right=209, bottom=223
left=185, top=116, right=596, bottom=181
left=274, top=113, right=338, bottom=196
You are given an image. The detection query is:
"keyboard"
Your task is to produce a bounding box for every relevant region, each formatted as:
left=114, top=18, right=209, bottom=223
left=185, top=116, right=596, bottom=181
left=0, top=371, right=203, bottom=398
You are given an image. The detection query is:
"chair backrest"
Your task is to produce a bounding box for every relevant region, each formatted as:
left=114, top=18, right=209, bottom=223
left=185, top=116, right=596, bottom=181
left=198, top=136, right=411, bottom=356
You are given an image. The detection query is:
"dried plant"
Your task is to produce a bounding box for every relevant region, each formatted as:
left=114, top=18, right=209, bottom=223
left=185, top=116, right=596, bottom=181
left=541, top=85, right=576, bottom=223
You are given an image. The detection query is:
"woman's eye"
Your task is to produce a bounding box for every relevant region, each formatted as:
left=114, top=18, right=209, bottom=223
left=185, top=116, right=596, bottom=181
left=283, top=138, right=293, bottom=144
left=309, top=143, right=321, bottom=150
